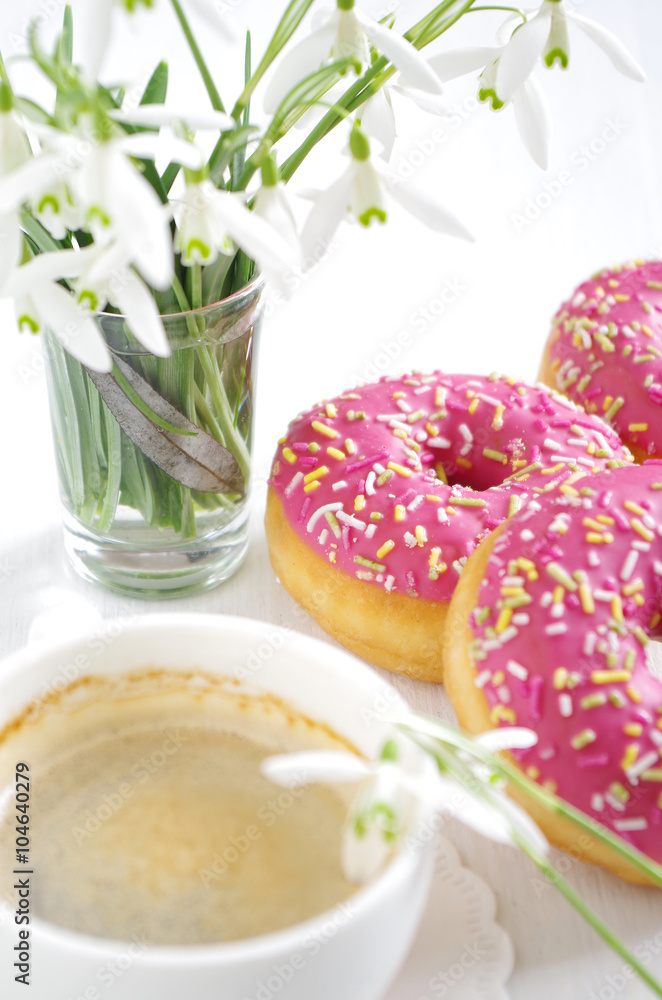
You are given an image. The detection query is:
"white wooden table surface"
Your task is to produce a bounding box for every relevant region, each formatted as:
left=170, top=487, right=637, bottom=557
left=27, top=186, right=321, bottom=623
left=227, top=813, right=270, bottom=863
left=1, top=0, right=661, bottom=996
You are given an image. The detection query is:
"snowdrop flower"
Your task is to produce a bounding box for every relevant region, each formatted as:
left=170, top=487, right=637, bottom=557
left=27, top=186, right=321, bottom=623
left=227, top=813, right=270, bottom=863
left=6, top=251, right=115, bottom=372
left=301, top=124, right=472, bottom=258
left=262, top=726, right=547, bottom=884
left=264, top=0, right=442, bottom=114
left=0, top=83, right=32, bottom=279
left=174, top=176, right=299, bottom=289
left=252, top=155, right=301, bottom=256
left=29, top=179, right=83, bottom=241
left=361, top=77, right=446, bottom=161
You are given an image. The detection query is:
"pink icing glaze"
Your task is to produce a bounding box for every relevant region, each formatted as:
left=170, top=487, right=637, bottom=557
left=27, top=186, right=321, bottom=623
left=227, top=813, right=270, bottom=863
left=269, top=372, right=631, bottom=603
left=547, top=261, right=662, bottom=456
left=471, top=463, right=662, bottom=864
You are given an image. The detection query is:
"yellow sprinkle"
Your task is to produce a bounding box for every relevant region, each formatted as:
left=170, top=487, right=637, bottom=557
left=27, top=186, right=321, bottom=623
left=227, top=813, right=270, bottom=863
left=628, top=424, right=649, bottom=435
left=546, top=562, right=578, bottom=591
left=415, top=525, right=428, bottom=545
left=541, top=463, right=566, bottom=475
left=492, top=405, right=505, bottom=430
left=604, top=396, right=625, bottom=421
left=581, top=693, right=607, bottom=709
left=624, top=723, right=643, bottom=738
left=377, top=470, right=393, bottom=486
left=583, top=517, right=607, bottom=532
left=571, top=730, right=597, bottom=750
left=327, top=446, right=345, bottom=461
left=312, top=420, right=339, bottom=439
left=435, top=387, right=446, bottom=407
left=282, top=446, right=297, bottom=464
left=501, top=586, right=525, bottom=596
left=370, top=511, right=383, bottom=522
left=387, top=461, right=412, bottom=477
left=483, top=447, right=508, bottom=464
left=627, top=685, right=643, bottom=703
left=376, top=540, right=395, bottom=560
left=591, top=670, right=630, bottom=684
left=613, top=293, right=630, bottom=302
left=425, top=494, right=441, bottom=503
left=326, top=403, right=337, bottom=418
left=426, top=423, right=438, bottom=437
left=393, top=428, right=407, bottom=440
left=641, top=769, right=662, bottom=781
left=595, top=332, right=615, bottom=353
left=624, top=500, right=645, bottom=516
left=630, top=517, right=655, bottom=542
left=611, top=595, right=624, bottom=622
left=354, top=495, right=366, bottom=511
left=490, top=705, right=517, bottom=725
left=468, top=397, right=480, bottom=415
left=586, top=532, right=614, bottom=544
left=560, top=484, right=579, bottom=496
left=492, top=670, right=505, bottom=686
left=579, top=583, right=595, bottom=614
left=394, top=504, right=406, bottom=522
left=621, top=744, right=639, bottom=770
left=610, top=782, right=630, bottom=803
left=596, top=515, right=615, bottom=526
left=429, top=547, right=441, bottom=567
left=553, top=585, right=565, bottom=604
left=456, top=456, right=472, bottom=469
left=553, top=667, right=569, bottom=690
left=303, top=465, right=329, bottom=484
left=303, top=481, right=321, bottom=493
left=496, top=608, right=513, bottom=633
left=309, top=442, right=320, bottom=453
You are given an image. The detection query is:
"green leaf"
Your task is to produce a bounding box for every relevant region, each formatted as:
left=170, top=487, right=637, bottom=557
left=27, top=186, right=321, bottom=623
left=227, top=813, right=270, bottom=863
left=267, top=59, right=353, bottom=141
left=111, top=363, right=196, bottom=436
left=140, top=60, right=168, bottom=107
left=209, top=124, right=259, bottom=186
left=57, top=6, right=73, bottom=66
left=231, top=0, right=317, bottom=120
left=14, top=97, right=52, bottom=125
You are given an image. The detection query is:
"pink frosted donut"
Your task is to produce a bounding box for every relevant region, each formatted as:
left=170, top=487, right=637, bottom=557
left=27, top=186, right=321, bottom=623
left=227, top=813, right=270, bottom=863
left=540, top=260, right=662, bottom=461
left=445, top=462, right=662, bottom=881
left=265, top=371, right=632, bottom=682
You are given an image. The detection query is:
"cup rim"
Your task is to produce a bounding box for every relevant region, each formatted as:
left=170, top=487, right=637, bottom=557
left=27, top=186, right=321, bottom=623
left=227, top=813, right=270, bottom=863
left=98, top=273, right=266, bottom=323
left=0, top=613, right=431, bottom=965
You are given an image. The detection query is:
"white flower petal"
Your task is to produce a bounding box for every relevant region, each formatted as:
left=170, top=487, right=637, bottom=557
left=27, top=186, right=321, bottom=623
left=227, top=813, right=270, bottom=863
left=382, top=170, right=474, bottom=241
left=496, top=9, right=552, bottom=102
left=0, top=111, right=32, bottom=177
left=74, top=0, right=114, bottom=82
left=392, top=84, right=447, bottom=117
left=513, top=75, right=552, bottom=169
left=361, top=88, right=397, bottom=161
left=357, top=13, right=442, bottom=94
left=426, top=47, right=502, bottom=83
left=119, top=132, right=205, bottom=171
left=39, top=282, right=112, bottom=372
left=209, top=190, right=297, bottom=277
left=0, top=153, right=67, bottom=214
left=0, top=210, right=21, bottom=289
left=567, top=11, right=646, bottom=82
left=110, top=268, right=170, bottom=357
left=342, top=819, right=393, bottom=883
left=252, top=183, right=301, bottom=255
left=110, top=106, right=235, bottom=131
left=301, top=170, right=353, bottom=258
left=496, top=791, right=549, bottom=857
left=263, top=20, right=338, bottom=114
left=186, top=0, right=240, bottom=42
left=262, top=751, right=370, bottom=786
left=7, top=248, right=86, bottom=296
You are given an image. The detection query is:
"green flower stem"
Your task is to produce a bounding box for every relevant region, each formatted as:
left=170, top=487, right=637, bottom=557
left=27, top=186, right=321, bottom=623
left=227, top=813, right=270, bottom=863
left=417, top=736, right=662, bottom=999
left=198, top=346, right=251, bottom=482
left=168, top=0, right=226, bottom=112
left=96, top=407, right=122, bottom=533
left=400, top=715, right=662, bottom=888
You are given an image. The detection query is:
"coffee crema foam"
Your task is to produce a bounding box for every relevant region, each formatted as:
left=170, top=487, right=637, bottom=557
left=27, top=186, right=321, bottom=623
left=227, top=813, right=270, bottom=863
left=0, top=670, right=357, bottom=945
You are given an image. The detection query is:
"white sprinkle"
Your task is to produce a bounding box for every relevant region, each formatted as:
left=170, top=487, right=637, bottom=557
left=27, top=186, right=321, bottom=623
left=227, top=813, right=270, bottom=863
left=627, top=751, right=660, bottom=783
left=404, top=532, right=416, bottom=548
left=407, top=495, right=424, bottom=511
left=458, top=423, right=473, bottom=442
left=384, top=575, right=395, bottom=592
left=520, top=529, right=535, bottom=542
left=389, top=419, right=410, bottom=433
left=377, top=413, right=403, bottom=422
left=559, top=694, right=573, bottom=717
left=567, top=438, right=587, bottom=447
left=544, top=437, right=564, bottom=451
left=572, top=291, right=586, bottom=307
left=373, top=463, right=386, bottom=475
left=437, top=507, right=448, bottom=523
left=307, top=502, right=343, bottom=533
left=651, top=731, right=662, bottom=748
left=642, top=512, right=656, bottom=530
left=529, top=501, right=542, bottom=512
left=551, top=604, right=565, bottom=619
left=365, top=471, right=376, bottom=496
left=540, top=592, right=553, bottom=608
left=545, top=622, right=568, bottom=635
left=614, top=817, right=648, bottom=832
left=512, top=613, right=530, bottom=626
left=332, top=480, right=348, bottom=492
left=605, top=793, right=626, bottom=813
left=499, top=626, right=518, bottom=643
left=620, top=549, right=639, bottom=582
left=507, top=660, right=529, bottom=680
left=632, top=540, right=650, bottom=552
left=415, top=432, right=427, bottom=443
left=318, top=528, right=328, bottom=545
left=594, top=589, right=616, bottom=602
left=622, top=324, right=635, bottom=338
left=575, top=456, right=598, bottom=468
left=503, top=576, right=525, bottom=586
left=591, top=793, right=605, bottom=813
left=594, top=432, right=613, bottom=458
left=654, top=561, right=662, bottom=577
left=497, top=686, right=511, bottom=703
left=413, top=385, right=432, bottom=395
left=336, top=511, right=366, bottom=531
left=396, top=399, right=412, bottom=413
left=453, top=557, right=468, bottom=576
left=365, top=524, right=377, bottom=540
left=583, top=632, right=596, bottom=657
left=588, top=550, right=601, bottom=567
left=285, top=472, right=304, bottom=496
left=427, top=437, right=452, bottom=449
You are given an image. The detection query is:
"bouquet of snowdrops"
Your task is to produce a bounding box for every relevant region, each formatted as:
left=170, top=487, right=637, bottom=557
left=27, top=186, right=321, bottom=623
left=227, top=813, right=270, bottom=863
left=0, top=0, right=643, bottom=557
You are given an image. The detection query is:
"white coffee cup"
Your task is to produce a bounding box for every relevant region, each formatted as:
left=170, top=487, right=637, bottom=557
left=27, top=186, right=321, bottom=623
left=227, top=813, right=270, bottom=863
left=0, top=614, right=436, bottom=1000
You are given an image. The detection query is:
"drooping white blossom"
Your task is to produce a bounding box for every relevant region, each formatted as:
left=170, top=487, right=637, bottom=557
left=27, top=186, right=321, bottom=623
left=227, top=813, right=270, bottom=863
left=264, top=0, right=443, bottom=114
left=252, top=154, right=301, bottom=255
left=301, top=124, right=473, bottom=258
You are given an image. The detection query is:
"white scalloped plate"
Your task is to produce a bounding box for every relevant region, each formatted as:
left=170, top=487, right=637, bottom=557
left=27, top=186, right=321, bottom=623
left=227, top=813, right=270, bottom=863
left=384, top=835, right=513, bottom=1000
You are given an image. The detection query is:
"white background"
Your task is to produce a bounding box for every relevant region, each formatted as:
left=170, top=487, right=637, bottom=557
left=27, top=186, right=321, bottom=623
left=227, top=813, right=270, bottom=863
left=1, top=1, right=661, bottom=998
